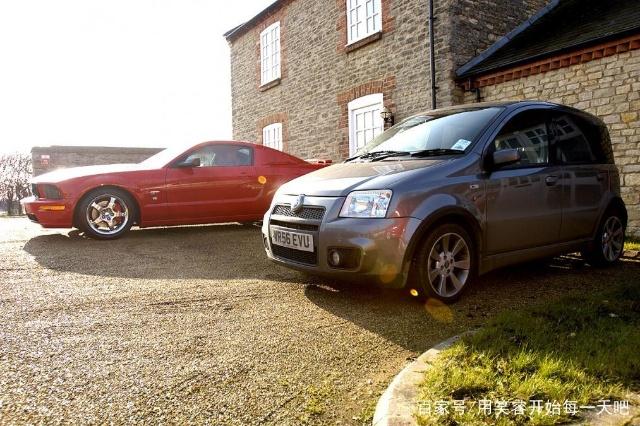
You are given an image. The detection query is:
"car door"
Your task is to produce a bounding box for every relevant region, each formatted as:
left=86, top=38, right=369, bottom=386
left=551, top=111, right=609, bottom=241
left=484, top=108, right=563, bottom=254
left=164, top=144, right=260, bottom=221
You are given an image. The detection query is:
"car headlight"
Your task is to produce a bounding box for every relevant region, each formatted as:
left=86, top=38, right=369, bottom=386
left=339, top=190, right=392, bottom=218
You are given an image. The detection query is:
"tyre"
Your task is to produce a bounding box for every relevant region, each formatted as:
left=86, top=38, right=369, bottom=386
left=76, top=188, right=136, bottom=240
left=581, top=209, right=626, bottom=267
left=414, top=223, right=476, bottom=303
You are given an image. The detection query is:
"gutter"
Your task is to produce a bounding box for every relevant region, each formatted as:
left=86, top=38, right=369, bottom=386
left=428, top=0, right=437, bottom=109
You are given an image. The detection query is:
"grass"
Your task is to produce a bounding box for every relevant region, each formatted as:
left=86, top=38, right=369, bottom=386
left=626, top=237, right=640, bottom=252
left=416, top=278, right=640, bottom=425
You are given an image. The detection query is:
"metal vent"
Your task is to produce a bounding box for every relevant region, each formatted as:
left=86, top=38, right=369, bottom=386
left=271, top=245, right=318, bottom=266
left=272, top=205, right=324, bottom=221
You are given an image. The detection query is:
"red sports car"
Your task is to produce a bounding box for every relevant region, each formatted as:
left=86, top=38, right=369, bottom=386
left=22, top=141, right=328, bottom=239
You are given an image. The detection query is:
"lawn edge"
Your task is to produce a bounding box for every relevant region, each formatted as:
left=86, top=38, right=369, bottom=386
left=372, top=331, right=476, bottom=426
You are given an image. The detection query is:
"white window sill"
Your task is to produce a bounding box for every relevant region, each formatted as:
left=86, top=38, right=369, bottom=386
left=345, top=31, right=383, bottom=53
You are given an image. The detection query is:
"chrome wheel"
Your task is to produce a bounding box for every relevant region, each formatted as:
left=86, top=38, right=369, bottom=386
left=426, top=232, right=471, bottom=298
left=601, top=216, right=624, bottom=262
left=85, top=194, right=129, bottom=236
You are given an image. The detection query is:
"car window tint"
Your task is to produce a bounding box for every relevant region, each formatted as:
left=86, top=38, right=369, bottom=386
left=493, top=110, right=549, bottom=167
left=185, top=145, right=253, bottom=167
left=553, top=113, right=604, bottom=165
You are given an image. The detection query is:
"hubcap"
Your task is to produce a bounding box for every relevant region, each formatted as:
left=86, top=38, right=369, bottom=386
left=426, top=233, right=471, bottom=298
left=85, top=195, right=129, bottom=235
left=601, top=216, right=624, bottom=262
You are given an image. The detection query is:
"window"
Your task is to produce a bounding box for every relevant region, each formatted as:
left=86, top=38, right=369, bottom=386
left=260, top=22, right=281, bottom=86
left=493, top=110, right=549, bottom=167
left=347, top=0, right=382, bottom=44
left=348, top=93, right=384, bottom=156
left=263, top=123, right=283, bottom=151
left=552, top=113, right=607, bottom=165
left=182, top=145, right=253, bottom=167
left=362, top=107, right=503, bottom=154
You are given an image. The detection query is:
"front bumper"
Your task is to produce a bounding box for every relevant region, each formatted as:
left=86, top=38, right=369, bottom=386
left=21, top=196, right=74, bottom=228
left=262, top=194, right=421, bottom=288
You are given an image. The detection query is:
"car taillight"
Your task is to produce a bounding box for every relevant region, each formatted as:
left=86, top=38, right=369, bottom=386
left=41, top=184, right=62, bottom=200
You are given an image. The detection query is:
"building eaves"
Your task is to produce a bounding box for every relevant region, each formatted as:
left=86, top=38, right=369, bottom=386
left=456, top=0, right=640, bottom=79
left=223, top=0, right=285, bottom=42
left=456, top=0, right=559, bottom=78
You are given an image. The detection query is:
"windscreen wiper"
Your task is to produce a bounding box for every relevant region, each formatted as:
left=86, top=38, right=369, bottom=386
left=410, top=148, right=466, bottom=157
left=346, top=150, right=410, bottom=162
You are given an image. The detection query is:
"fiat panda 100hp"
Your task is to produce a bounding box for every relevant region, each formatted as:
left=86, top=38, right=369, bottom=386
left=261, top=101, right=627, bottom=302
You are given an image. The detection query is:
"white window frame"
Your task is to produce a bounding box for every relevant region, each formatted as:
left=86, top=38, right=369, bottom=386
left=346, top=0, right=382, bottom=45
left=260, top=22, right=281, bottom=86
left=262, top=123, right=283, bottom=151
left=348, top=93, right=384, bottom=156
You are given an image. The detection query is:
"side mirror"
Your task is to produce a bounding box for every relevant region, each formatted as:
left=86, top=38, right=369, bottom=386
left=175, top=157, right=201, bottom=168
left=491, top=148, right=521, bottom=169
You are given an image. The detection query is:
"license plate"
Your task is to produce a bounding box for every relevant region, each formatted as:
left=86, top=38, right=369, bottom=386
left=270, top=226, right=314, bottom=252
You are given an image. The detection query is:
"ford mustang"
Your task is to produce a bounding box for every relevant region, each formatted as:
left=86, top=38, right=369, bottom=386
left=22, top=141, right=327, bottom=239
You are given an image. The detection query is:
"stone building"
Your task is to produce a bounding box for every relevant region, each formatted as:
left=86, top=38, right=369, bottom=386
left=225, top=0, right=640, bottom=235
left=31, top=146, right=162, bottom=176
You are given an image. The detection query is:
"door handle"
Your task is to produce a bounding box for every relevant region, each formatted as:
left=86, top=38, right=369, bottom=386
left=545, top=175, right=559, bottom=186
left=596, top=172, right=606, bottom=181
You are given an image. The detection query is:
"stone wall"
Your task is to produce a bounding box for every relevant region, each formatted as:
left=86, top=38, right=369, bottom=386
left=461, top=48, right=640, bottom=236
left=228, top=0, right=545, bottom=162
left=31, top=146, right=162, bottom=176
left=229, top=0, right=428, bottom=162
left=436, top=0, right=549, bottom=106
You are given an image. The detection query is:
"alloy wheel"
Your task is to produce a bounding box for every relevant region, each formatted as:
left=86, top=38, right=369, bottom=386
left=85, top=194, right=129, bottom=236
left=601, top=216, right=624, bottom=262
left=426, top=232, right=471, bottom=298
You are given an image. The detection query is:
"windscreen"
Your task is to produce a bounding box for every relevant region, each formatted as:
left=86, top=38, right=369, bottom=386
left=139, top=144, right=191, bottom=168
left=359, top=107, right=503, bottom=155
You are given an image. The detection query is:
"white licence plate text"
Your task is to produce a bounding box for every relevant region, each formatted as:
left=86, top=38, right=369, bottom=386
left=270, top=227, right=314, bottom=252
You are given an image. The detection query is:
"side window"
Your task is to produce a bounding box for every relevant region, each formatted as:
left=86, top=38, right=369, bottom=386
left=263, top=123, right=283, bottom=151
left=348, top=93, right=384, bottom=156
left=347, top=0, right=382, bottom=44
left=552, top=113, right=606, bottom=164
left=260, top=22, right=281, bottom=86
left=183, top=145, right=253, bottom=168
left=493, top=110, right=549, bottom=167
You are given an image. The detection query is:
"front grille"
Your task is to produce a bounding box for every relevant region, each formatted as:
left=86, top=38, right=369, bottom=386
left=271, top=245, right=318, bottom=265
left=31, top=184, right=40, bottom=198
left=273, top=204, right=325, bottom=221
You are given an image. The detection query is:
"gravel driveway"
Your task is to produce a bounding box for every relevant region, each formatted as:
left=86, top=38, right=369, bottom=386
left=1, top=217, right=638, bottom=424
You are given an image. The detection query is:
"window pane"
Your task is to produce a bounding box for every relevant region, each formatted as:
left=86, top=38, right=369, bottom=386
left=553, top=114, right=598, bottom=164
left=493, top=110, right=549, bottom=166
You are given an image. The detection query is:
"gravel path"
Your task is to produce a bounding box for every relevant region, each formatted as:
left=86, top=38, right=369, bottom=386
left=1, top=217, right=638, bottom=424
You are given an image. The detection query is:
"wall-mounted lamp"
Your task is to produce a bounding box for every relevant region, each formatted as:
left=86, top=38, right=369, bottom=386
left=380, top=107, right=394, bottom=127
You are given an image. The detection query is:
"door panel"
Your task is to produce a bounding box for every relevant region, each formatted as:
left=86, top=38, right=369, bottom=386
left=164, top=144, right=261, bottom=221
left=486, top=166, right=563, bottom=253
left=552, top=112, right=609, bottom=240
left=484, top=108, right=562, bottom=254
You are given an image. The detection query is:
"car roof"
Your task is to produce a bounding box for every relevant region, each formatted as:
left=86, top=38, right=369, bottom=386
left=412, top=100, right=557, bottom=117
left=411, top=100, right=603, bottom=123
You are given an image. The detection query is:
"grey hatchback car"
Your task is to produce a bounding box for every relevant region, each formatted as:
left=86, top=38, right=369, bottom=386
left=261, top=101, right=627, bottom=302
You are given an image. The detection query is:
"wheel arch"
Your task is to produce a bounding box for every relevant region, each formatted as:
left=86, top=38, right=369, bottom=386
left=403, top=206, right=483, bottom=283
left=606, top=196, right=628, bottom=226
left=73, top=185, right=142, bottom=228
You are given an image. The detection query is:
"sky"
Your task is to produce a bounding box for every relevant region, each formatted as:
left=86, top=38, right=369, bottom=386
left=0, top=0, right=275, bottom=154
